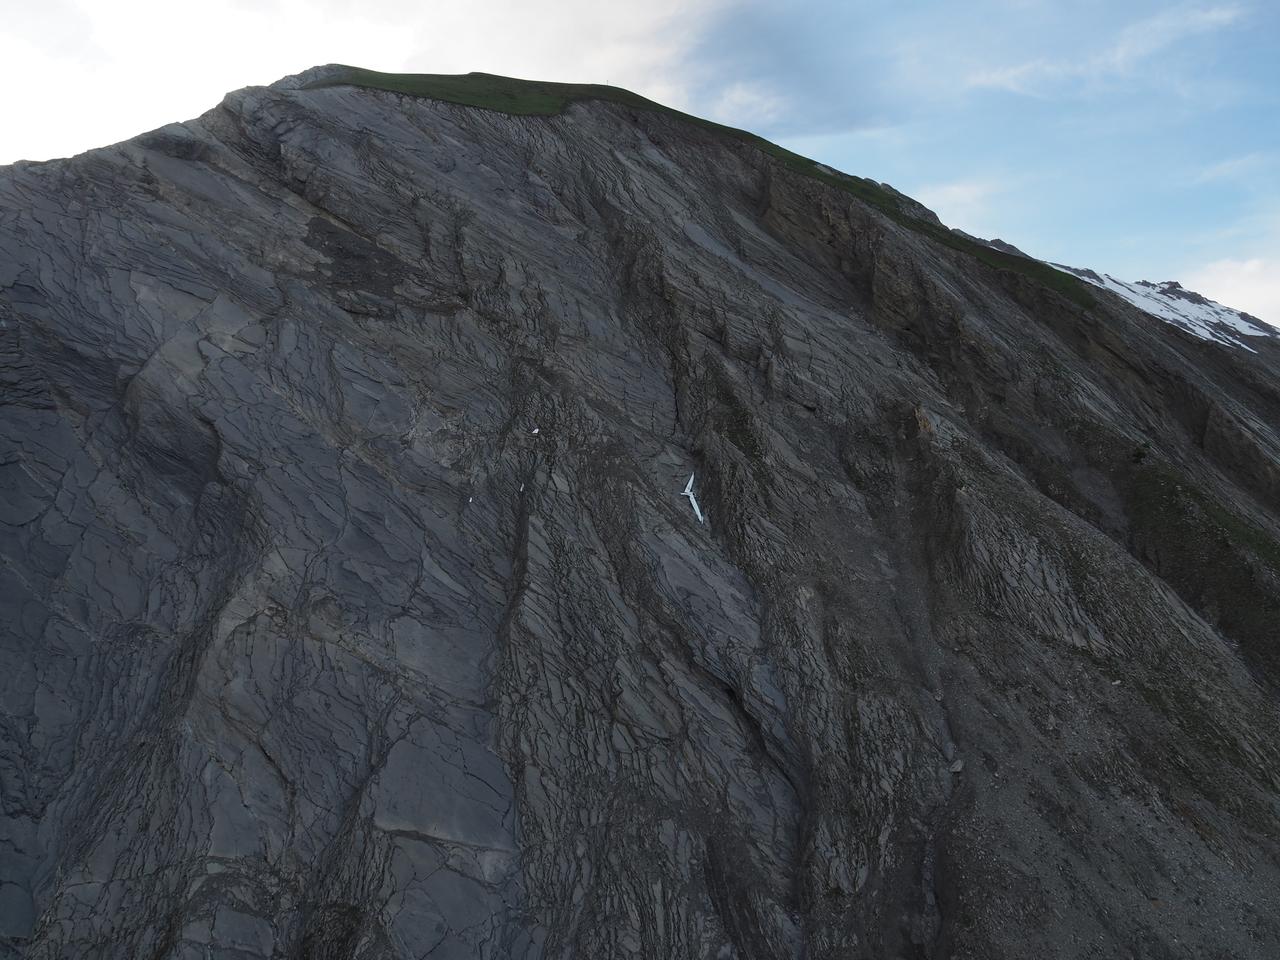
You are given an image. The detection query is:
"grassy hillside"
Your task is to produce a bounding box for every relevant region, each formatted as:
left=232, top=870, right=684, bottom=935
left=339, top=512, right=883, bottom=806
left=304, top=66, right=1093, bottom=307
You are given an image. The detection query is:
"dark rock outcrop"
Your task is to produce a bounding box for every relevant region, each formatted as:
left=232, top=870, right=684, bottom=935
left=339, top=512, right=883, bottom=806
left=3, top=70, right=1279, bottom=959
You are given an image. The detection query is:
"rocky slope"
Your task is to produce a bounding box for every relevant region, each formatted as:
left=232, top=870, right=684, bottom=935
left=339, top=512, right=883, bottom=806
left=3, top=66, right=1280, bottom=959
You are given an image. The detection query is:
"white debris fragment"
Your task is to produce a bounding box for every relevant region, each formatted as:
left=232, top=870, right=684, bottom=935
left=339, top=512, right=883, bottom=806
left=531, top=427, right=539, bottom=434
left=681, top=473, right=704, bottom=524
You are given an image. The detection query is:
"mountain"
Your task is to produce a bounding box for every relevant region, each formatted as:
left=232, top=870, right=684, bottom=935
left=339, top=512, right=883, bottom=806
left=952, top=231, right=1275, bottom=352
left=3, top=65, right=1280, bottom=959
left=1053, top=265, right=1275, bottom=352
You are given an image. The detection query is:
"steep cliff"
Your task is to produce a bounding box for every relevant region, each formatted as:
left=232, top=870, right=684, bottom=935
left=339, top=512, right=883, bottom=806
left=2, top=66, right=1279, bottom=959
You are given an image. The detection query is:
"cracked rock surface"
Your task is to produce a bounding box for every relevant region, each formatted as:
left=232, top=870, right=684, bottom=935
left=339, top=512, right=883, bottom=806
left=3, top=73, right=1280, bottom=959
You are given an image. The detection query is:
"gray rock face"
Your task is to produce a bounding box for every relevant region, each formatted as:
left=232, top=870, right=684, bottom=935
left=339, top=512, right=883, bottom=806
left=3, top=74, right=1280, bottom=959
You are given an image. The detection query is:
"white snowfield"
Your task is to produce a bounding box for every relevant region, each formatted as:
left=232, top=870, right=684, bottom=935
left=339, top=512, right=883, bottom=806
left=1053, top=264, right=1274, bottom=352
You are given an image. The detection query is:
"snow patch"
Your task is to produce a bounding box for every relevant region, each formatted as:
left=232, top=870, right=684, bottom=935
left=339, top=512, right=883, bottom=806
left=1054, top=265, right=1274, bottom=352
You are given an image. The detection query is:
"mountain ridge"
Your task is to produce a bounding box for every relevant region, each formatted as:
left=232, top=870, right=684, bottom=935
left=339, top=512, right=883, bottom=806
left=289, top=65, right=1270, bottom=334
left=285, top=65, right=1101, bottom=306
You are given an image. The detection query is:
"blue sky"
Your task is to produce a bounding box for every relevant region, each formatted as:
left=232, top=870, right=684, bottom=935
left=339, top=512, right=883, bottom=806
left=3, top=0, right=1276, bottom=320
left=684, top=1, right=1280, bottom=322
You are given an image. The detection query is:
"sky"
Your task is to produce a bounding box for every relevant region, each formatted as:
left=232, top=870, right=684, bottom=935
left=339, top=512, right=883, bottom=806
left=2, top=0, right=1277, bottom=322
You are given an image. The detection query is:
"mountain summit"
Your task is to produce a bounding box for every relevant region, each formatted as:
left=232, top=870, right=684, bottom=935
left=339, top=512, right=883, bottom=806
left=3, top=67, right=1280, bottom=959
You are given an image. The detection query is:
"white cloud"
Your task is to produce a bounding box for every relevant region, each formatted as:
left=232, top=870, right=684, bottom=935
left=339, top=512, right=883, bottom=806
left=912, top=178, right=1005, bottom=235
left=1185, top=256, right=1280, bottom=326
left=967, top=3, right=1246, bottom=94
left=708, top=81, right=787, bottom=128
left=1098, top=3, right=1244, bottom=72
left=966, top=58, right=1062, bottom=96
left=0, top=0, right=726, bottom=164
left=1192, top=152, right=1271, bottom=184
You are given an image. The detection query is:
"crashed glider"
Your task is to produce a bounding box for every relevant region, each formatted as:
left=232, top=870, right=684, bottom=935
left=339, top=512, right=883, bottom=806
left=682, top=473, right=704, bottom=524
